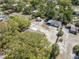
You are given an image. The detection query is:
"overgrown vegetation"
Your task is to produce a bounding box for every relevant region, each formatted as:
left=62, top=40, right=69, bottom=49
left=0, top=0, right=78, bottom=59
left=73, top=45, right=79, bottom=56
left=0, top=0, right=74, bottom=24
left=0, top=16, right=52, bottom=59
left=72, top=0, right=79, bottom=5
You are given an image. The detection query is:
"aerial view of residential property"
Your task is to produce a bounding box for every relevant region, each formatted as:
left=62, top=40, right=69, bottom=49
left=0, top=0, right=79, bottom=59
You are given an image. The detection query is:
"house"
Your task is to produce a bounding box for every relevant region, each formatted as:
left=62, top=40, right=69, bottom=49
left=46, top=20, right=62, bottom=28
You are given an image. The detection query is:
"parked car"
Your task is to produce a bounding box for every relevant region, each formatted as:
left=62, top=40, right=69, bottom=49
left=69, top=25, right=78, bottom=35
left=46, top=20, right=62, bottom=28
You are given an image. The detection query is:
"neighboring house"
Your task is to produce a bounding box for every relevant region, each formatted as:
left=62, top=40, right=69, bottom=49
left=46, top=20, right=62, bottom=28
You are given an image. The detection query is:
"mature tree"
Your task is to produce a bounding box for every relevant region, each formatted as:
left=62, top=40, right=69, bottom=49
left=56, top=29, right=64, bottom=43
left=34, top=1, right=57, bottom=19
left=58, top=0, right=72, bottom=6
left=72, top=0, right=79, bottom=5
left=0, top=16, right=30, bottom=50
left=0, top=22, right=8, bottom=33
left=7, top=19, right=19, bottom=33
left=9, top=16, right=30, bottom=32
left=45, top=2, right=56, bottom=19
left=2, top=0, right=16, bottom=10
left=34, top=4, right=46, bottom=18
left=0, top=16, right=52, bottom=59
left=50, top=44, right=60, bottom=59
left=3, top=32, right=51, bottom=59
left=2, top=3, right=13, bottom=10
left=30, top=0, right=40, bottom=10
left=63, top=7, right=73, bottom=24
left=23, top=6, right=32, bottom=15
left=13, top=2, right=26, bottom=12
left=58, top=0, right=73, bottom=24
left=4, top=0, right=15, bottom=4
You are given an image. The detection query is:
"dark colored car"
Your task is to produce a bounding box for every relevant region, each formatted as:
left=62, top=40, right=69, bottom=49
left=46, top=20, right=61, bottom=28
left=69, top=27, right=78, bottom=35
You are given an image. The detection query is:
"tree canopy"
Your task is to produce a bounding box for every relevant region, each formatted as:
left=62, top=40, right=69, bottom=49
left=50, top=44, right=60, bottom=59
left=0, top=16, right=52, bottom=59
left=72, top=0, right=79, bottom=5
left=4, top=32, right=51, bottom=59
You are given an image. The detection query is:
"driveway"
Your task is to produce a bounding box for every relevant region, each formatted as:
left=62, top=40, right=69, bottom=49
left=29, top=21, right=58, bottom=44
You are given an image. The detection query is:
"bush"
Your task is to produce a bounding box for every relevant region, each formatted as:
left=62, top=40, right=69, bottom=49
left=13, top=2, right=25, bottom=12
left=8, top=16, right=30, bottom=32
left=73, top=45, right=79, bottom=56
left=72, top=0, right=79, bottom=5
left=0, top=16, right=51, bottom=59
left=50, top=44, right=60, bottom=59
left=4, top=32, right=51, bottom=59
left=23, top=6, right=32, bottom=15
left=57, top=29, right=64, bottom=37
left=2, top=4, right=13, bottom=10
